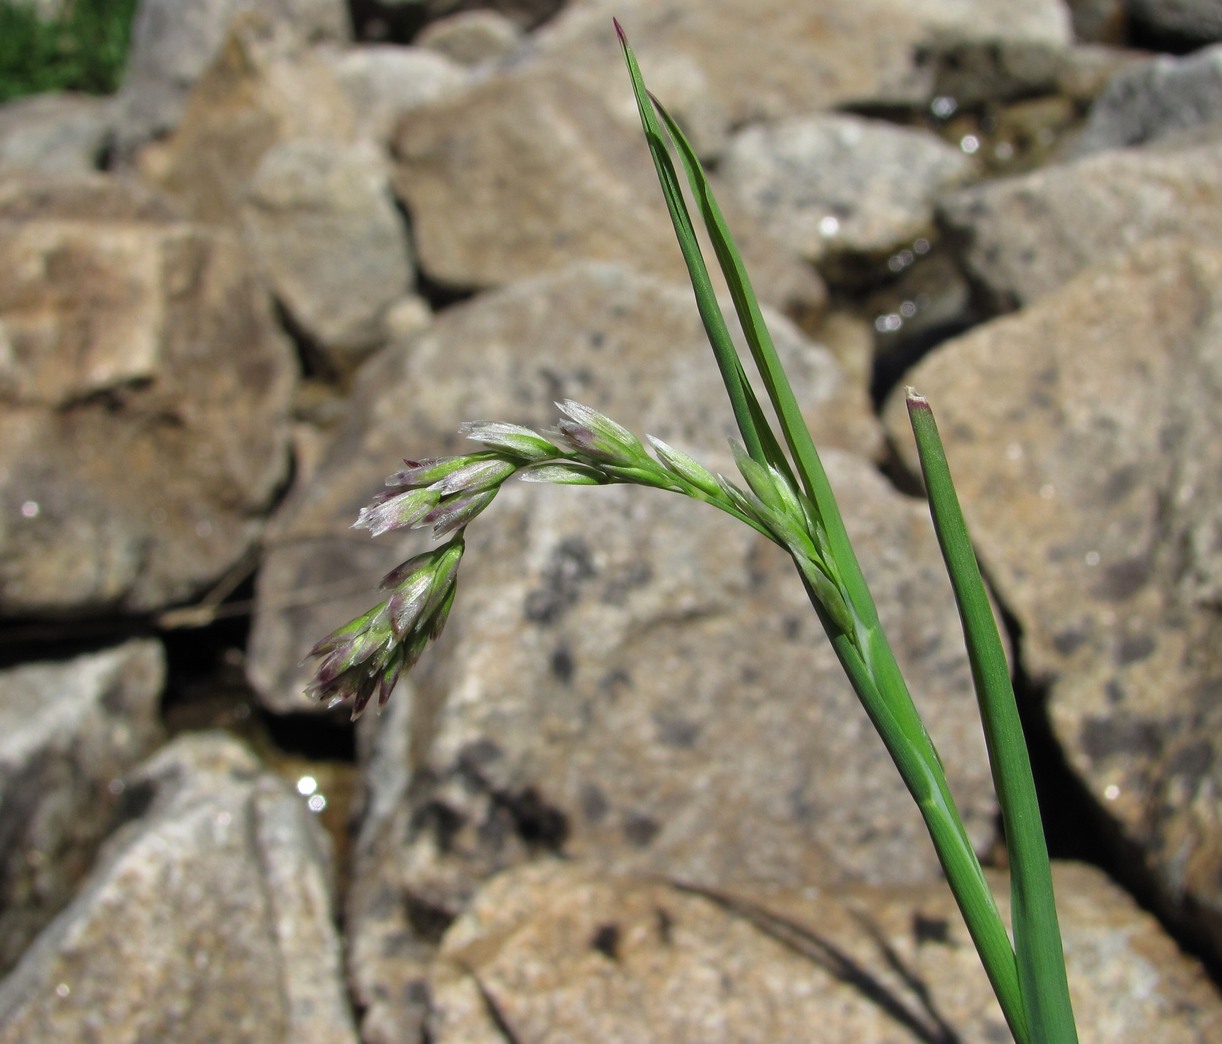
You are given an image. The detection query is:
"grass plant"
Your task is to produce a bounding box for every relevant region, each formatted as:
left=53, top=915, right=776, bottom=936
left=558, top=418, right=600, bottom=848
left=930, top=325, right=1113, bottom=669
left=0, top=0, right=138, bottom=103
left=306, top=20, right=1078, bottom=1043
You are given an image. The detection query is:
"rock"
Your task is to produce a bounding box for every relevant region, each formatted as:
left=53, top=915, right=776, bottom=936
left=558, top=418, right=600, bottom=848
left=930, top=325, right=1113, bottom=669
left=1063, top=0, right=1128, bottom=45
left=323, top=44, right=470, bottom=147
left=881, top=236, right=1222, bottom=965
left=240, top=137, right=413, bottom=364
left=1073, top=44, right=1222, bottom=156
left=248, top=261, right=873, bottom=712
left=136, top=15, right=360, bottom=225
left=719, top=114, right=975, bottom=283
left=425, top=859, right=1222, bottom=1041
left=415, top=11, right=524, bottom=66
left=0, top=94, right=115, bottom=176
left=535, top=0, right=1071, bottom=127
left=0, top=732, right=357, bottom=1043
left=1056, top=44, right=1150, bottom=107
left=389, top=63, right=823, bottom=316
left=0, top=170, right=179, bottom=223
left=0, top=641, right=164, bottom=974
left=1128, top=0, right=1222, bottom=48
left=115, top=0, right=350, bottom=153
left=0, top=173, right=296, bottom=615
left=939, top=136, right=1222, bottom=308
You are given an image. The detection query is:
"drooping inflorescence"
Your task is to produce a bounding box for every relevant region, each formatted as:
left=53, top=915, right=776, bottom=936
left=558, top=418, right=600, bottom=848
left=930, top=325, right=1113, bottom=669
left=305, top=401, right=854, bottom=718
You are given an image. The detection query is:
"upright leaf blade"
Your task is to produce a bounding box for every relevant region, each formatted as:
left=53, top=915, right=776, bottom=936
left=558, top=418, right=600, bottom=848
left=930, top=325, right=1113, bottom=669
left=907, top=391, right=1078, bottom=1043
left=614, top=20, right=783, bottom=471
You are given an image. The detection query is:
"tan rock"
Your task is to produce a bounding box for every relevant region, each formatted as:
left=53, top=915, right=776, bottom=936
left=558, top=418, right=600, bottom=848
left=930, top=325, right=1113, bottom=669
left=426, top=859, right=1222, bottom=1042
left=240, top=137, right=413, bottom=363
left=136, top=14, right=359, bottom=225
left=0, top=173, right=296, bottom=614
left=389, top=64, right=824, bottom=317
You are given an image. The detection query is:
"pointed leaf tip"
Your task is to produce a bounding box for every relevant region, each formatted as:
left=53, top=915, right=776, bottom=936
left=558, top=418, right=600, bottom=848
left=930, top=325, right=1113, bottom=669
left=613, top=17, right=626, bottom=43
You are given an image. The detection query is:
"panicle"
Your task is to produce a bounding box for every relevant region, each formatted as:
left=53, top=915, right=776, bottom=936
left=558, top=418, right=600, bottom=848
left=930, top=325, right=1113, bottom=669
left=305, top=536, right=466, bottom=719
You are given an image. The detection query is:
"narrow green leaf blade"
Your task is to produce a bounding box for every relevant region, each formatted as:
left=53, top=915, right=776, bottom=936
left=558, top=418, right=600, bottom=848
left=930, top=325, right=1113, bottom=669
left=615, top=20, right=778, bottom=468
left=907, top=389, right=1078, bottom=1044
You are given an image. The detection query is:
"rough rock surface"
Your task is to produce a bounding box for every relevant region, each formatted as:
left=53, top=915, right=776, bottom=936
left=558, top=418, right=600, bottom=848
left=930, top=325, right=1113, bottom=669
left=415, top=10, right=524, bottom=66
left=883, top=236, right=1222, bottom=963
left=0, top=94, right=114, bottom=176
left=0, top=732, right=356, bottom=1044
left=940, top=135, right=1222, bottom=308
left=0, top=641, right=164, bottom=973
left=240, top=137, right=413, bottom=362
left=136, top=15, right=360, bottom=226
left=1073, top=44, right=1222, bottom=155
left=389, top=64, right=825, bottom=316
left=424, top=859, right=1222, bottom=1042
left=323, top=43, right=470, bottom=147
left=720, top=113, right=974, bottom=279
left=0, top=174, right=296, bottom=615
left=115, top=0, right=351, bottom=152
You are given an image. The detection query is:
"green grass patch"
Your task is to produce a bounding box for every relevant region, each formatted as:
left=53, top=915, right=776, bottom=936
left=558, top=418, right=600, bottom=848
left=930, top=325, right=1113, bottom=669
left=0, top=0, right=139, bottom=103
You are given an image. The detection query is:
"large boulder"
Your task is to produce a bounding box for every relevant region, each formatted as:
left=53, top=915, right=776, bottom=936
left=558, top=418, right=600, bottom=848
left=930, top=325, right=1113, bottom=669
left=389, top=63, right=823, bottom=316
left=115, top=0, right=350, bottom=152
left=423, top=859, right=1222, bottom=1041
left=0, top=173, right=296, bottom=615
left=0, top=732, right=356, bottom=1043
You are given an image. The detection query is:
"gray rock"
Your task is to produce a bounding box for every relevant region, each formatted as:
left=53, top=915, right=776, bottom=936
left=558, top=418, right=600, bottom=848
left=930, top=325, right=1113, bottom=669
left=0, top=94, right=115, bottom=176
left=882, top=236, right=1222, bottom=965
left=389, top=63, right=823, bottom=316
left=1073, top=44, right=1222, bottom=156
left=720, top=114, right=975, bottom=282
left=135, top=15, right=361, bottom=226
left=248, top=261, right=872, bottom=712
left=1129, top=0, right=1222, bottom=47
left=240, top=137, right=413, bottom=363
left=116, top=0, right=350, bottom=152
left=535, top=0, right=1071, bottom=127
left=0, top=173, right=296, bottom=615
left=0, top=641, right=164, bottom=974
left=0, top=732, right=356, bottom=1043
left=415, top=11, right=524, bottom=67
left=324, top=44, right=470, bottom=147
left=424, top=859, right=1222, bottom=1041
left=939, top=137, right=1222, bottom=308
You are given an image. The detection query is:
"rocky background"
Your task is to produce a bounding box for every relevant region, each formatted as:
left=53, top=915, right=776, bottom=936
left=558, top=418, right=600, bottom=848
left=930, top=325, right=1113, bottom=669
left=1, top=0, right=1221, bottom=1040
